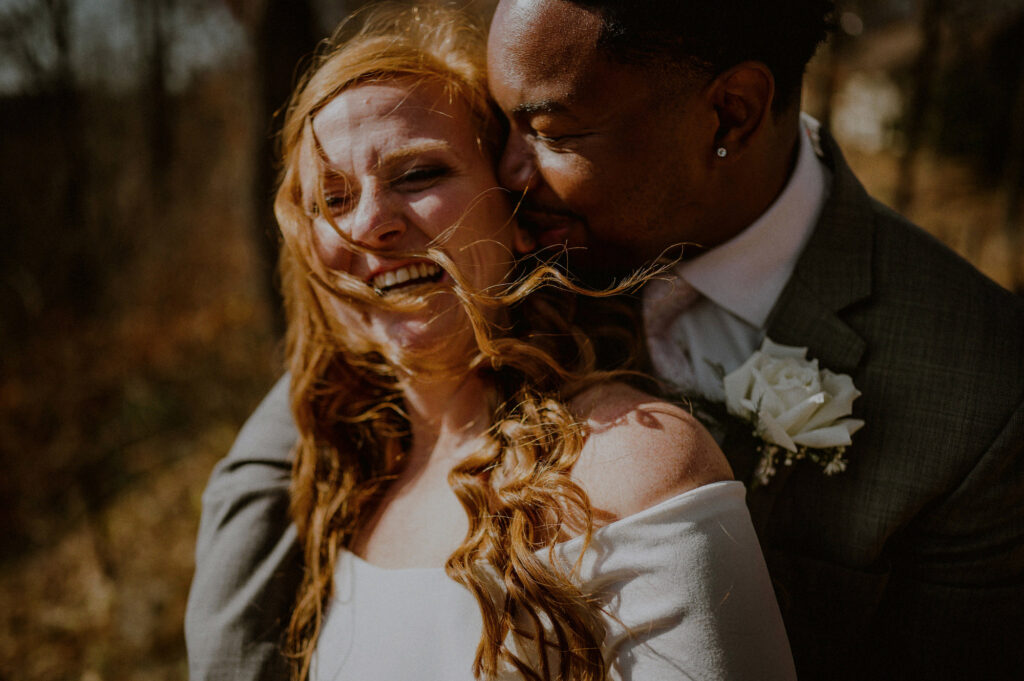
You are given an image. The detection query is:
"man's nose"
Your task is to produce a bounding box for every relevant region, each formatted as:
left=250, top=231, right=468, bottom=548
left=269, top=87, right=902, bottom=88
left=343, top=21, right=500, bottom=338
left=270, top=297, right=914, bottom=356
left=498, top=132, right=537, bottom=194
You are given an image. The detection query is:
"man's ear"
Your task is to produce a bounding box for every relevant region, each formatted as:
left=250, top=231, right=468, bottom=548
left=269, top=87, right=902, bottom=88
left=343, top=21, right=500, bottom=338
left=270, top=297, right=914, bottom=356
left=513, top=224, right=536, bottom=254
left=706, top=62, right=774, bottom=158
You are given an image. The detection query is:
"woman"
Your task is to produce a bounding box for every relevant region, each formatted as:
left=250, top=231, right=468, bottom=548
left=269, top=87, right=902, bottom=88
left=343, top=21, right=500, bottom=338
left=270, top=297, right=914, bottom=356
left=274, top=3, right=795, bottom=680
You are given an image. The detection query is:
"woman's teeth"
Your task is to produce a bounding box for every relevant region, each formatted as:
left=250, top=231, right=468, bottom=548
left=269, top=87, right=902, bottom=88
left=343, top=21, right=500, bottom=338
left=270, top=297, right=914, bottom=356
left=371, top=263, right=441, bottom=291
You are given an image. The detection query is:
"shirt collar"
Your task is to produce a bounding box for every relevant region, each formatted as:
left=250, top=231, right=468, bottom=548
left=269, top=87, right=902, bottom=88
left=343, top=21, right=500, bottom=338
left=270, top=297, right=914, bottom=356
left=679, top=114, right=831, bottom=328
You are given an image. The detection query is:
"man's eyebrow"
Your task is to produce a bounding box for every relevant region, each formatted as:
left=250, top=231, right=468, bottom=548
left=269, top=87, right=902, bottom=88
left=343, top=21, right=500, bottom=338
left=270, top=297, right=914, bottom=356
left=512, top=100, right=568, bottom=116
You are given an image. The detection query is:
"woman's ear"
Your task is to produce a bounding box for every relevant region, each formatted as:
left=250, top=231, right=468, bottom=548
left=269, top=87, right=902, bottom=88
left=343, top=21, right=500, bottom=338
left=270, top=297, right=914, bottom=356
left=707, top=61, right=775, bottom=158
left=513, top=223, right=536, bottom=254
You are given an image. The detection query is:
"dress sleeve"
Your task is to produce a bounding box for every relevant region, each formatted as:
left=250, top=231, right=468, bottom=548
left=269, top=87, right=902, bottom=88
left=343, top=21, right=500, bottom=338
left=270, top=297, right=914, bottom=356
left=560, top=482, right=796, bottom=681
left=184, top=374, right=302, bottom=681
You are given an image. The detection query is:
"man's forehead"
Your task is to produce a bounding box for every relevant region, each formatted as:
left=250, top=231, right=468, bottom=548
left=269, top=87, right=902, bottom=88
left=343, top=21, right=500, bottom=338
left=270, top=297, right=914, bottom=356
left=488, top=0, right=603, bottom=88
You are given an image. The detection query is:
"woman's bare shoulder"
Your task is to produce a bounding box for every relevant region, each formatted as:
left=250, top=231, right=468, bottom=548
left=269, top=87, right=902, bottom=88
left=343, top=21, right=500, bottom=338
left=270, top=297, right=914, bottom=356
left=569, top=382, right=733, bottom=522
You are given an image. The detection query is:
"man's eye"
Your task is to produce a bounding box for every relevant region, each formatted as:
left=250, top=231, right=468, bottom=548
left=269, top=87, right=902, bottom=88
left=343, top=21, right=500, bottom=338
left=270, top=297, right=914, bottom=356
left=534, top=133, right=564, bottom=143
left=531, top=131, right=580, bottom=150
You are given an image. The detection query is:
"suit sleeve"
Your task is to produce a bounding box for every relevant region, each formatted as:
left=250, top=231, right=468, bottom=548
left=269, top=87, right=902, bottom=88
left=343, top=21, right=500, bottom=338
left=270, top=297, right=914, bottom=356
left=184, top=375, right=302, bottom=681
left=868, top=397, right=1024, bottom=681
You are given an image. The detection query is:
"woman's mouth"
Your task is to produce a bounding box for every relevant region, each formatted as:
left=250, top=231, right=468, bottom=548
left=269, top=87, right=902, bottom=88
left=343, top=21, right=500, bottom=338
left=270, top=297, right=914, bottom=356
left=369, top=262, right=443, bottom=293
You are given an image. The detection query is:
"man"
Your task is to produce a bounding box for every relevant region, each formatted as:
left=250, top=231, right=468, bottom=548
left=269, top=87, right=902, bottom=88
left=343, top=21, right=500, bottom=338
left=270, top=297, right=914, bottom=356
left=485, top=4, right=1024, bottom=680
left=186, top=1, right=1024, bottom=679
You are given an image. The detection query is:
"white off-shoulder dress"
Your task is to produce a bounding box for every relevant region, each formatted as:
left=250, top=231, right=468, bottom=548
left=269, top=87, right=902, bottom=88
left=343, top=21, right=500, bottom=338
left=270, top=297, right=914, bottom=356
left=310, top=481, right=796, bottom=681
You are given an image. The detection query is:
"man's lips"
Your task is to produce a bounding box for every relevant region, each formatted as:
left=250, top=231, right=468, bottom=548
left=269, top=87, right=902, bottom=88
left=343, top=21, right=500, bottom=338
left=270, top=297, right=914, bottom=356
left=517, top=208, right=584, bottom=248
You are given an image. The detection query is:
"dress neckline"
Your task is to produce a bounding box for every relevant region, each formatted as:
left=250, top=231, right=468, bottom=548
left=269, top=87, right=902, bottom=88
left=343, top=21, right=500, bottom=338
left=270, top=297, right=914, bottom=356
left=345, top=480, right=743, bottom=573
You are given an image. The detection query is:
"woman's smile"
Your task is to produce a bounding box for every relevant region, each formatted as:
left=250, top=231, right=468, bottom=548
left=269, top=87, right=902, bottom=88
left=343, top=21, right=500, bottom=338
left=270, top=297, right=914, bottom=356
left=367, top=261, right=444, bottom=294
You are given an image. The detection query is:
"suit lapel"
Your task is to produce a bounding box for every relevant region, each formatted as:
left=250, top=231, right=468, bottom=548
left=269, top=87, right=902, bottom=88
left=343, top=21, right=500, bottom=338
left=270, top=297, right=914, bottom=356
left=766, top=129, right=873, bottom=372
left=746, top=129, right=875, bottom=535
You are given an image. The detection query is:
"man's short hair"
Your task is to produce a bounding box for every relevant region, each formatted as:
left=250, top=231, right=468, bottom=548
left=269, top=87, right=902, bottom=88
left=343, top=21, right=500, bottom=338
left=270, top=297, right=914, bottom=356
left=567, top=0, right=835, bottom=110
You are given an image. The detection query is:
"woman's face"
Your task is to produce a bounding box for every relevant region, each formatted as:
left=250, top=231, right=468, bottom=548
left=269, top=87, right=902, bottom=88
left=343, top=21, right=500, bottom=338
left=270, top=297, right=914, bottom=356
left=298, top=79, right=520, bottom=354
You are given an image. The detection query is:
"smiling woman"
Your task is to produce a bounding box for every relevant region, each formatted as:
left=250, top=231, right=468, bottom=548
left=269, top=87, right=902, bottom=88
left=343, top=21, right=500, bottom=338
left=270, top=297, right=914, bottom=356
left=264, top=3, right=793, bottom=681
left=293, top=77, right=524, bottom=361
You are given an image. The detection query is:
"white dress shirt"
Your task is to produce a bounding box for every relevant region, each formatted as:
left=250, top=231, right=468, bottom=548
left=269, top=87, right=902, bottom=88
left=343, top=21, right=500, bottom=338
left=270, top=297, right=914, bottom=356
left=643, top=115, right=831, bottom=401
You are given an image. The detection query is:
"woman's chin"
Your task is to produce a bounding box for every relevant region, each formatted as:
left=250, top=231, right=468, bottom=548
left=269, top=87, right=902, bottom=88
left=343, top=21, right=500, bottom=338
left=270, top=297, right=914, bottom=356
left=376, top=309, right=475, bottom=364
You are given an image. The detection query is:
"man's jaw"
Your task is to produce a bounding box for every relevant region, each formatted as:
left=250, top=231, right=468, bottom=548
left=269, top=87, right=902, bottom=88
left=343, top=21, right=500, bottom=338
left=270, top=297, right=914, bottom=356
left=511, top=199, right=638, bottom=286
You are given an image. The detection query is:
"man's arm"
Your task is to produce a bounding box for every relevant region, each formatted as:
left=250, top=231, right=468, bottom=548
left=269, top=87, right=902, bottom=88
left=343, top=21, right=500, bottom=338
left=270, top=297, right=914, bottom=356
left=185, top=375, right=302, bottom=681
left=867, top=398, right=1024, bottom=681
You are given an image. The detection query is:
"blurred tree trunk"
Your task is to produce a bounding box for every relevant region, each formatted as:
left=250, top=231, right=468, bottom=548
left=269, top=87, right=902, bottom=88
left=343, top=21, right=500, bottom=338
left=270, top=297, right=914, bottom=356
left=48, top=0, right=78, bottom=221
left=220, top=0, right=318, bottom=337
left=45, top=0, right=98, bottom=311
left=894, top=0, right=946, bottom=213
left=815, top=0, right=859, bottom=130
left=254, top=0, right=318, bottom=337
left=1003, top=42, right=1024, bottom=294
left=817, top=33, right=844, bottom=129
left=137, top=0, right=173, bottom=198
left=0, top=0, right=96, bottom=318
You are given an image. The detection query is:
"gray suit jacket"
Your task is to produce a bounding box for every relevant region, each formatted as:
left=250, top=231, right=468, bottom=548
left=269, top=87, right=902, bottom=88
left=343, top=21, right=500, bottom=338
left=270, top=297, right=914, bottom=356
left=740, top=131, right=1024, bottom=680
left=184, top=133, right=1024, bottom=680
left=185, top=377, right=298, bottom=681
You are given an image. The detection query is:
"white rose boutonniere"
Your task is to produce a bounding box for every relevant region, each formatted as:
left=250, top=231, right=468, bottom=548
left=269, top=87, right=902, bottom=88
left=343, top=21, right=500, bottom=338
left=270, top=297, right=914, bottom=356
left=723, top=338, right=865, bottom=487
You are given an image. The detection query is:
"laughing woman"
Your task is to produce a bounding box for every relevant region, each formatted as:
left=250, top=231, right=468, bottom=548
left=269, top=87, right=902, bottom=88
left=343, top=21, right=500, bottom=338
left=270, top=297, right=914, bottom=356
left=274, top=4, right=795, bottom=681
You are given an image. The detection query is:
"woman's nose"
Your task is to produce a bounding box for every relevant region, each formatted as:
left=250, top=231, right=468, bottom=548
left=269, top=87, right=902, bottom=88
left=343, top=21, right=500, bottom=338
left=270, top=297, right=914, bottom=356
left=316, top=189, right=405, bottom=271
left=348, top=188, right=405, bottom=248
left=498, top=131, right=537, bottom=194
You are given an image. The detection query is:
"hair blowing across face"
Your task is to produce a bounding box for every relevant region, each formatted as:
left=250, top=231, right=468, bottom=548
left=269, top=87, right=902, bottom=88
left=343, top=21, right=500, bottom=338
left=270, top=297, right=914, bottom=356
left=274, top=3, right=652, bottom=680
left=566, top=0, right=835, bottom=110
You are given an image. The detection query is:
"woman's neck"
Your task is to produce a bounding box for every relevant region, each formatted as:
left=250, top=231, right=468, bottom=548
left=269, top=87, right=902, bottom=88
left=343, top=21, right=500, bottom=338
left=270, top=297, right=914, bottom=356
left=399, top=370, right=493, bottom=469
left=348, top=369, right=492, bottom=567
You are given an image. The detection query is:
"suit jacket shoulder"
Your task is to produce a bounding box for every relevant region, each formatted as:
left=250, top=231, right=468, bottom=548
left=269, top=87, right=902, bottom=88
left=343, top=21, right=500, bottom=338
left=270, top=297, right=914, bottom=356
left=770, top=133, right=1024, bottom=509
left=185, top=375, right=300, bottom=681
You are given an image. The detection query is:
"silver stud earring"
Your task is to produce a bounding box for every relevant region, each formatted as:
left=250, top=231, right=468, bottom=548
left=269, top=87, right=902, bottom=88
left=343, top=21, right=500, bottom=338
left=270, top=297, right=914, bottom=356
left=716, top=147, right=728, bottom=158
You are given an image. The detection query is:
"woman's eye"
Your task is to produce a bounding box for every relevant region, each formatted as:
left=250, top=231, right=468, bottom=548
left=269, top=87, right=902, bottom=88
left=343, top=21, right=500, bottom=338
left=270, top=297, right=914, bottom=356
left=309, top=194, right=350, bottom=217
left=395, top=166, right=450, bottom=189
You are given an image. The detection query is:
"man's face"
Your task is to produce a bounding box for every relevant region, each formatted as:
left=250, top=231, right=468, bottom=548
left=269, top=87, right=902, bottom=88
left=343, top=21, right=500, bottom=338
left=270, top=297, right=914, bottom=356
left=487, top=0, right=720, bottom=278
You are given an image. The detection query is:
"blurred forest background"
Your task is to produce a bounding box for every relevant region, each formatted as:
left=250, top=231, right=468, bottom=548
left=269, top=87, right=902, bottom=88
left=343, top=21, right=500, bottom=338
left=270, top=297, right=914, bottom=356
left=0, top=0, right=1022, bottom=678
